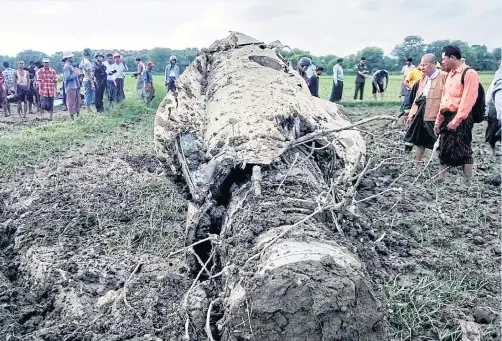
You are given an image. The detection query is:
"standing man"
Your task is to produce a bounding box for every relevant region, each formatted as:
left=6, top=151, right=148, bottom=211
left=329, top=58, right=344, bottom=102
left=133, top=57, right=145, bottom=100
left=354, top=57, right=369, bottom=100
left=27, top=61, right=39, bottom=113
left=0, top=73, right=10, bottom=116
left=114, top=53, right=128, bottom=101
left=93, top=52, right=107, bottom=113
left=165, top=55, right=180, bottom=92
left=14, top=61, right=30, bottom=118
left=2, top=62, right=16, bottom=95
left=404, top=54, right=447, bottom=165
left=371, top=69, right=389, bottom=101
left=400, top=58, right=415, bottom=100
left=145, top=61, right=155, bottom=105
left=490, top=61, right=502, bottom=119
left=434, top=45, right=480, bottom=179
left=62, top=52, right=81, bottom=119
left=36, top=58, right=57, bottom=120
left=103, top=53, right=118, bottom=104
left=308, top=67, right=324, bottom=98
left=80, top=48, right=95, bottom=113
left=400, top=64, right=423, bottom=114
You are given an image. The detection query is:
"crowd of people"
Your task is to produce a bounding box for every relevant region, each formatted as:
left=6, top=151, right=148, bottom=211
left=0, top=49, right=182, bottom=120
left=299, top=45, right=502, bottom=180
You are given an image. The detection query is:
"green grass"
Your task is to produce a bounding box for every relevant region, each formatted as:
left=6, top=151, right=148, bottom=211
left=0, top=101, right=156, bottom=178
left=387, top=271, right=488, bottom=341
left=317, top=73, right=495, bottom=104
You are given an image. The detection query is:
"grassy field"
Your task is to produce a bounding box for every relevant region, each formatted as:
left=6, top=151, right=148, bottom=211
left=139, top=73, right=495, bottom=106
left=317, top=73, right=495, bottom=103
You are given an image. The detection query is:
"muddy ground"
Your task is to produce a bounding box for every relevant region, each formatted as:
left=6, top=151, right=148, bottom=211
left=0, top=105, right=500, bottom=340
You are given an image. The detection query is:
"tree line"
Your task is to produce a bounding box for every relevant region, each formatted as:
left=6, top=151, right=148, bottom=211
left=1, top=36, right=500, bottom=76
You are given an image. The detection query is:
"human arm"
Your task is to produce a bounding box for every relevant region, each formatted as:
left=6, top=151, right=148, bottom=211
left=491, top=68, right=502, bottom=119
left=165, top=65, right=169, bottom=85
left=449, top=70, right=480, bottom=129
left=384, top=73, right=389, bottom=90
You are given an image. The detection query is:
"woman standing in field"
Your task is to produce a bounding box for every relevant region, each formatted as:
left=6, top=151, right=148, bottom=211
left=62, top=52, right=81, bottom=119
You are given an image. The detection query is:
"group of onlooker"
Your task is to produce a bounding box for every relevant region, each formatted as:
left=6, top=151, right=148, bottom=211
left=1, top=49, right=182, bottom=120
left=1, top=60, right=57, bottom=119
left=403, top=45, right=500, bottom=180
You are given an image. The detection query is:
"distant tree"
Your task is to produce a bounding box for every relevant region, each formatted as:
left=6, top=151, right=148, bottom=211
left=356, top=47, right=385, bottom=71
left=392, top=35, right=426, bottom=66
left=15, top=50, right=48, bottom=64
left=492, top=48, right=502, bottom=64
left=383, top=56, right=399, bottom=72
left=425, top=40, right=452, bottom=61
left=471, top=44, right=495, bottom=71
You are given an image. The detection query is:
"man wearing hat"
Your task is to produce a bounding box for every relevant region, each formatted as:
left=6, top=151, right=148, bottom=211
left=145, top=62, right=155, bottom=104
left=94, top=52, right=107, bottom=113
left=113, top=52, right=128, bottom=101
left=80, top=48, right=95, bottom=113
left=62, top=51, right=81, bottom=119
left=36, top=58, right=57, bottom=120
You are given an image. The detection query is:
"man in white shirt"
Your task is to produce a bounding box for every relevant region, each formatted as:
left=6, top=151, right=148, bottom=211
left=400, top=58, right=415, bottom=97
left=484, top=60, right=502, bottom=154
left=103, top=53, right=118, bottom=103
left=329, top=58, right=344, bottom=102
left=113, top=52, right=128, bottom=101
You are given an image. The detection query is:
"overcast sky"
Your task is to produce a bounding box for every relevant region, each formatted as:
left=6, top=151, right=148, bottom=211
left=1, top=0, right=500, bottom=57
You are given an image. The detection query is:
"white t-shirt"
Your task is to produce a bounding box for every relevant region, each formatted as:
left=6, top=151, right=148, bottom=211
left=80, top=58, right=93, bottom=82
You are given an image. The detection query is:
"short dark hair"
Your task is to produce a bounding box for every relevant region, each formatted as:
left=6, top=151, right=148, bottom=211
left=29, top=61, right=35, bottom=65
left=361, top=57, right=366, bottom=61
left=442, top=45, right=461, bottom=60
left=135, top=57, right=141, bottom=61
left=406, top=58, right=412, bottom=62
left=106, top=53, right=113, bottom=58
left=2, top=61, right=8, bottom=68
left=337, top=58, right=344, bottom=63
left=316, top=67, right=325, bottom=72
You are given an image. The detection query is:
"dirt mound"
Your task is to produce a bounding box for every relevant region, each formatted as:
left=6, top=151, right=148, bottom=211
left=0, top=148, right=191, bottom=340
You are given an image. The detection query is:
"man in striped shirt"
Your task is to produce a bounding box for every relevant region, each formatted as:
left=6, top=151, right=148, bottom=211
left=36, top=58, right=57, bottom=120
left=2, top=61, right=15, bottom=94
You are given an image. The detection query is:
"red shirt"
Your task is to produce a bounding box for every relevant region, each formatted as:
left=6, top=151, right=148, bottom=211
left=37, top=67, right=57, bottom=97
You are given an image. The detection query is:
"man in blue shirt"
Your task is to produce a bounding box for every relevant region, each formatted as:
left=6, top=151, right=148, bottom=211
left=371, top=69, right=389, bottom=101
left=308, top=67, right=324, bottom=98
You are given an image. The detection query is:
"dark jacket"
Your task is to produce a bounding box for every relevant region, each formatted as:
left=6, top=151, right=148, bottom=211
left=94, top=61, right=107, bottom=86
left=309, top=74, right=320, bottom=97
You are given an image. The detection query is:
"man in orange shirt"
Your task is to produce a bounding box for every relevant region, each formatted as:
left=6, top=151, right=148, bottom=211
left=434, top=45, right=480, bottom=179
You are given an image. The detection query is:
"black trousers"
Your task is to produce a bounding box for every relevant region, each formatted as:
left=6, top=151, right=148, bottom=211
left=95, top=82, right=106, bottom=112
left=354, top=82, right=365, bottom=100
left=329, top=80, right=343, bottom=102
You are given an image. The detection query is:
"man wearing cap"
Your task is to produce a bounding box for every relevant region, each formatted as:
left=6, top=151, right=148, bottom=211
left=114, top=53, right=128, bottom=101
left=165, top=55, right=179, bottom=92
left=36, top=58, right=57, bottom=120
left=145, top=62, right=155, bottom=104
left=80, top=48, right=95, bottom=113
left=62, top=52, right=81, bottom=119
left=93, top=52, right=107, bottom=113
